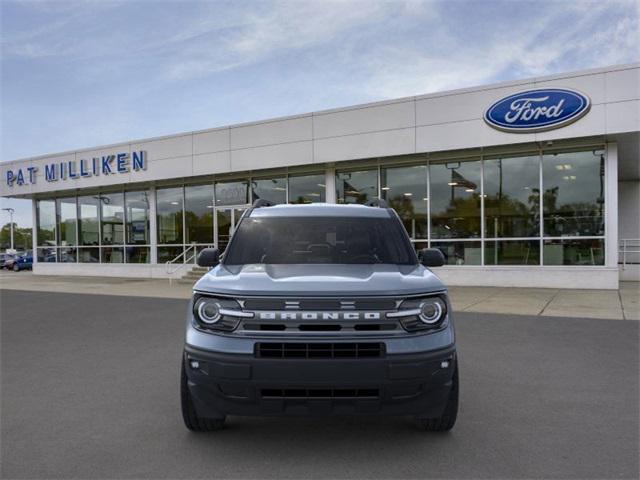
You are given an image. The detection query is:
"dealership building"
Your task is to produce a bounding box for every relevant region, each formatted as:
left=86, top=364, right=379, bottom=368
left=1, top=63, right=638, bottom=289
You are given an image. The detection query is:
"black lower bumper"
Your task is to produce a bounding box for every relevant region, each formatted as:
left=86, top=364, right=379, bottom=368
left=184, top=343, right=456, bottom=418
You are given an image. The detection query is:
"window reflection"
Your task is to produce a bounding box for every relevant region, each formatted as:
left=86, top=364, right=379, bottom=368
left=431, top=241, right=482, bottom=265
left=185, top=184, right=214, bottom=244
left=288, top=173, right=325, bottom=204
left=485, top=240, right=540, bottom=265
left=543, top=238, right=604, bottom=265
left=430, top=160, right=481, bottom=238
left=252, top=177, right=287, bottom=204
left=381, top=165, right=428, bottom=239
left=100, top=193, right=124, bottom=245
left=484, top=155, right=540, bottom=238
left=215, top=180, right=248, bottom=206
left=542, top=150, right=605, bottom=237
left=336, top=169, right=378, bottom=204
left=156, top=187, right=183, bottom=244
left=78, top=196, right=100, bottom=246
left=56, top=198, right=77, bottom=246
left=125, top=191, right=150, bottom=245
left=36, top=200, right=56, bottom=246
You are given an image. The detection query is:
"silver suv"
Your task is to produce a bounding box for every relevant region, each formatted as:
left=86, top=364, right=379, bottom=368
left=181, top=200, right=458, bottom=431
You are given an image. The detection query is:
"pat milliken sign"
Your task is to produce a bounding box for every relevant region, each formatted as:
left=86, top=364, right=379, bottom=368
left=5, top=151, right=147, bottom=187
left=484, top=88, right=591, bottom=133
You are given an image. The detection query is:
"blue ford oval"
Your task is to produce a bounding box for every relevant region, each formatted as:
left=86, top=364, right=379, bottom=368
left=484, top=88, right=591, bottom=132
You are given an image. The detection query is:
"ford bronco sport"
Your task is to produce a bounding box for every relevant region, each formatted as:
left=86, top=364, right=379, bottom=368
left=181, top=199, right=458, bottom=431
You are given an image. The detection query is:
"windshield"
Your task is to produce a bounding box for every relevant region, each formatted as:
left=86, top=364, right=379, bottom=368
left=223, top=216, right=417, bottom=265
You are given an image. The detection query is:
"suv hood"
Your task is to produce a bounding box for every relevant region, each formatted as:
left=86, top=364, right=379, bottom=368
left=193, top=264, right=445, bottom=297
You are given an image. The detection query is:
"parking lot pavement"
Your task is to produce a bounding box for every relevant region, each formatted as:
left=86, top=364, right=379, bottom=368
left=1, top=290, right=638, bottom=479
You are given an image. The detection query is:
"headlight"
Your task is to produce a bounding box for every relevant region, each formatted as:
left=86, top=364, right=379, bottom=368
left=195, top=298, right=222, bottom=324
left=387, top=295, right=448, bottom=331
left=192, top=294, right=253, bottom=331
left=418, top=298, right=445, bottom=325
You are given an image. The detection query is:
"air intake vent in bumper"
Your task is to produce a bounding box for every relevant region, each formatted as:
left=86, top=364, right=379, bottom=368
left=256, top=342, right=384, bottom=359
left=261, top=388, right=379, bottom=398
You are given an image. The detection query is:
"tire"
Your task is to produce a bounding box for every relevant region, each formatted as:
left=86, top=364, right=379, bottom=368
left=180, top=361, right=225, bottom=432
left=416, top=365, right=459, bottom=432
left=13, top=264, right=19, bottom=272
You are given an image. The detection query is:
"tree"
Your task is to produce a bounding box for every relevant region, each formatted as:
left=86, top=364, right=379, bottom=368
left=0, top=223, right=32, bottom=251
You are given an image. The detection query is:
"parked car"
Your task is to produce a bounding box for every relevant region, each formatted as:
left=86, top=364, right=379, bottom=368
left=12, top=252, right=33, bottom=271
left=2, top=253, right=17, bottom=270
left=181, top=199, right=456, bottom=432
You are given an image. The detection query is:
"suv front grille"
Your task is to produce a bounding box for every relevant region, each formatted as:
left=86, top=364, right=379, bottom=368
left=243, top=298, right=398, bottom=311
left=261, top=388, right=379, bottom=398
left=256, top=342, right=384, bottom=359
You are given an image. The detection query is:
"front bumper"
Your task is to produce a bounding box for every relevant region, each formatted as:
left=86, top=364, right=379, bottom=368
left=184, top=344, right=456, bottom=418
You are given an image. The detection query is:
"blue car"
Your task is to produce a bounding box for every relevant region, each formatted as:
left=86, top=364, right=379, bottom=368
left=13, top=252, right=33, bottom=271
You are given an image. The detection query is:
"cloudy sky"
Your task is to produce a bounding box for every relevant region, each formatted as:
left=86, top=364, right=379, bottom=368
left=1, top=0, right=639, bottom=227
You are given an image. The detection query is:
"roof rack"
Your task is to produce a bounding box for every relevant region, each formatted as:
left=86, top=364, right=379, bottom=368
left=252, top=199, right=276, bottom=208
left=364, top=198, right=389, bottom=208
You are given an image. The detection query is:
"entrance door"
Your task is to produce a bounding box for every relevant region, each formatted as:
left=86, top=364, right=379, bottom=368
left=215, top=207, right=247, bottom=253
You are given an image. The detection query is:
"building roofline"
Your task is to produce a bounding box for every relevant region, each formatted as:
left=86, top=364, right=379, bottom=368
left=3, top=61, right=639, bottom=165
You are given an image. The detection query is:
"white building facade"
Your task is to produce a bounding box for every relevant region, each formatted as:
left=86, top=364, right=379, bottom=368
left=2, top=63, right=639, bottom=289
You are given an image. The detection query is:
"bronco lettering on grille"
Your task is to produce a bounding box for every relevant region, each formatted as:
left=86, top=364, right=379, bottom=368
left=257, top=312, right=382, bottom=321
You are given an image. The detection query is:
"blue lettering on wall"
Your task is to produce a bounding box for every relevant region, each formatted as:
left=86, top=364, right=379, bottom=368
left=117, top=153, right=128, bottom=173
left=27, top=167, right=38, bottom=183
left=80, top=159, right=90, bottom=177
left=3, top=150, right=147, bottom=187
left=132, top=151, right=146, bottom=171
left=102, top=155, right=113, bottom=174
left=45, top=164, right=58, bottom=182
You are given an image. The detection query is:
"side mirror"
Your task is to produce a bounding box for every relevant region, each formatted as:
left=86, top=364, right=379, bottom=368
left=419, top=248, right=445, bottom=267
left=197, top=248, right=220, bottom=267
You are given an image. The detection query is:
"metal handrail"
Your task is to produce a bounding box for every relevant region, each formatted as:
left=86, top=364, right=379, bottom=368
left=166, top=243, right=199, bottom=283
left=619, top=238, right=640, bottom=269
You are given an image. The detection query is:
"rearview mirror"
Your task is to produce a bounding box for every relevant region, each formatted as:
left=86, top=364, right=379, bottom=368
left=197, top=248, right=220, bottom=267
left=419, top=248, right=445, bottom=267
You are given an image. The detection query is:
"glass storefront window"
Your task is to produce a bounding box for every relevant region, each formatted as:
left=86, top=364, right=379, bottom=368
left=381, top=165, right=428, bottom=239
left=125, top=191, right=150, bottom=245
left=431, top=241, right=482, bottom=265
left=78, top=196, right=100, bottom=246
left=101, top=246, right=124, bottom=263
left=56, top=197, right=77, bottom=246
left=484, top=155, right=540, bottom=238
left=288, top=173, right=325, bottom=204
left=485, top=240, right=540, bottom=265
left=37, top=246, right=57, bottom=262
left=77, top=247, right=99, bottom=263
left=157, top=246, right=183, bottom=264
left=215, top=180, right=248, bottom=206
left=185, top=184, right=214, bottom=244
left=58, top=246, right=76, bottom=263
left=156, top=187, right=183, bottom=244
left=542, top=150, right=605, bottom=237
left=126, top=246, right=150, bottom=264
left=543, top=238, right=604, bottom=265
left=36, top=200, right=56, bottom=246
left=252, top=177, right=286, bottom=204
left=430, top=160, right=481, bottom=239
left=336, top=169, right=378, bottom=204
left=100, top=192, right=124, bottom=245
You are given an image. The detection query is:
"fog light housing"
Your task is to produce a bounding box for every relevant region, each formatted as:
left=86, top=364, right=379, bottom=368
left=189, top=360, right=200, bottom=369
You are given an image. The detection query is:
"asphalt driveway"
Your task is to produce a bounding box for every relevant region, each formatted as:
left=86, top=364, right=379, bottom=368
left=1, top=289, right=638, bottom=479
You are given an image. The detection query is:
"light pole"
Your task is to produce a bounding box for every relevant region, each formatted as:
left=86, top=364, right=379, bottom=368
left=2, top=207, right=15, bottom=251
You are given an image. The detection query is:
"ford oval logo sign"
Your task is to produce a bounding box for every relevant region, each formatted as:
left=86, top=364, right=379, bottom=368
left=484, top=88, right=591, bottom=133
